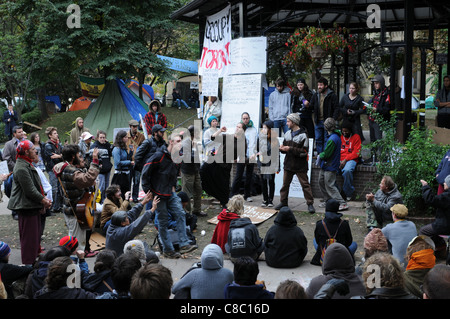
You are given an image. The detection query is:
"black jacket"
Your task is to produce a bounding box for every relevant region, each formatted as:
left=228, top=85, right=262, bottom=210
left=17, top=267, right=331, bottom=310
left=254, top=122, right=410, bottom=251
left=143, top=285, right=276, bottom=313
left=133, top=137, right=167, bottom=172
left=310, top=88, right=340, bottom=124
left=90, top=140, right=113, bottom=174
left=264, top=208, right=308, bottom=268
left=422, top=186, right=450, bottom=234
left=225, top=217, right=264, bottom=259
left=141, top=149, right=179, bottom=198
left=44, top=139, right=63, bottom=171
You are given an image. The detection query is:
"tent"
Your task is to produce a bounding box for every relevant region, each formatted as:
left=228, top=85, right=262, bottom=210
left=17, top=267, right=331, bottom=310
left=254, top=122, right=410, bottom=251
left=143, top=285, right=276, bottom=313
left=84, top=79, right=149, bottom=140
left=127, top=79, right=155, bottom=105
left=69, top=97, right=91, bottom=111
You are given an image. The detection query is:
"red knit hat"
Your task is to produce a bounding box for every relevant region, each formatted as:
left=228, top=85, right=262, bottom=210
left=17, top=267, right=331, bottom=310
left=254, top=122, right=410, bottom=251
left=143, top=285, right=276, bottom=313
left=59, top=236, right=79, bottom=253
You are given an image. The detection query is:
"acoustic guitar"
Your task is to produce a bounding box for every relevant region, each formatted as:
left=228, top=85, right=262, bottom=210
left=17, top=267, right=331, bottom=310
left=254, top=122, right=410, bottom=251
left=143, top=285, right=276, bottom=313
left=75, top=191, right=96, bottom=230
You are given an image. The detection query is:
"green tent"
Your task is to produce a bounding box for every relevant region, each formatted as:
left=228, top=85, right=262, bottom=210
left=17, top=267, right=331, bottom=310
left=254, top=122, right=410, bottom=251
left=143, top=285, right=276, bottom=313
left=84, top=79, right=149, bottom=140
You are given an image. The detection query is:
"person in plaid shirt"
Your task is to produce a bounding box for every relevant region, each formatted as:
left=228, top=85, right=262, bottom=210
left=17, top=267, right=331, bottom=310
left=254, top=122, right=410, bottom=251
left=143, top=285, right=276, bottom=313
left=143, top=100, right=167, bottom=136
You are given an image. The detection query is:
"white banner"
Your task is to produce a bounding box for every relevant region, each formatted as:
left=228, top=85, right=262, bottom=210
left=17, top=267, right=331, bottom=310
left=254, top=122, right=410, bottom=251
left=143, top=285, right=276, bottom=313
left=229, top=37, right=267, bottom=75
left=199, top=5, right=231, bottom=78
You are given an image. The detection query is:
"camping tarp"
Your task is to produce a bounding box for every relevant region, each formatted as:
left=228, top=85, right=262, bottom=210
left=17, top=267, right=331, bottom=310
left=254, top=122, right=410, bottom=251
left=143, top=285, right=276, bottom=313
left=69, top=97, right=91, bottom=111
left=83, top=79, right=148, bottom=140
left=127, top=80, right=154, bottom=104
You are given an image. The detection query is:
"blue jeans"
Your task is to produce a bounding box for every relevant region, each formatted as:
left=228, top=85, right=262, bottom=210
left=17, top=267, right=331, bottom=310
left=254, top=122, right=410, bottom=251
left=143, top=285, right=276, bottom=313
left=340, top=160, right=357, bottom=199
left=313, top=238, right=358, bottom=256
left=156, top=192, right=190, bottom=253
left=314, top=120, right=330, bottom=154
left=131, top=170, right=141, bottom=201
left=48, top=170, right=63, bottom=212
left=273, top=119, right=288, bottom=136
left=97, top=172, right=110, bottom=204
left=175, top=99, right=190, bottom=109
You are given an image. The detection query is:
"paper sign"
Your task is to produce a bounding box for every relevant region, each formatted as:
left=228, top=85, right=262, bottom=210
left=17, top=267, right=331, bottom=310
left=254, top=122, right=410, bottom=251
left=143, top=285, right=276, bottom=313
left=229, top=37, right=267, bottom=75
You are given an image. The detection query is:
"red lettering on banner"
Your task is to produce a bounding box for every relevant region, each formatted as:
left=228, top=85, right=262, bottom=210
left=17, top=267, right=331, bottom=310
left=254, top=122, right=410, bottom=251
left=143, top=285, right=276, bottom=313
left=199, top=42, right=231, bottom=72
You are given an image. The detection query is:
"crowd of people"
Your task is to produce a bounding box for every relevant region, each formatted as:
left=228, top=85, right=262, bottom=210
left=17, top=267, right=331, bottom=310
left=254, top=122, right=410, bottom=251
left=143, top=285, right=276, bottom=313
left=1, top=73, right=450, bottom=300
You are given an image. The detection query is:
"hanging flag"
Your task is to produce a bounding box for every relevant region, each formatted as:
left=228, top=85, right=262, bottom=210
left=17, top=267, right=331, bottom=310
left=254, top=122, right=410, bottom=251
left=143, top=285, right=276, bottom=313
left=79, top=75, right=105, bottom=98
left=198, top=5, right=231, bottom=78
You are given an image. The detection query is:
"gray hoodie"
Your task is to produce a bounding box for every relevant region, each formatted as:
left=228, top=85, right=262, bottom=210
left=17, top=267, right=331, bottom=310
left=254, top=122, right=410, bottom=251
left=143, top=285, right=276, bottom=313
left=269, top=87, right=291, bottom=121
left=171, top=244, right=234, bottom=299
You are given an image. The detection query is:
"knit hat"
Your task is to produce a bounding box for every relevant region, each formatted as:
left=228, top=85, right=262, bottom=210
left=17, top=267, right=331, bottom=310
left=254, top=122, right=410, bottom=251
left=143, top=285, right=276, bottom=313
left=364, top=228, right=388, bottom=255
left=324, top=117, right=336, bottom=132
left=390, top=204, right=408, bottom=219
left=111, top=211, right=128, bottom=226
left=0, top=241, right=11, bottom=259
left=207, top=116, right=218, bottom=126
left=325, top=199, right=340, bottom=213
left=297, top=78, right=306, bottom=85
left=445, top=175, right=450, bottom=187
left=59, top=236, right=79, bottom=253
left=287, top=113, right=300, bottom=126
left=124, top=240, right=146, bottom=264
left=263, top=120, right=274, bottom=130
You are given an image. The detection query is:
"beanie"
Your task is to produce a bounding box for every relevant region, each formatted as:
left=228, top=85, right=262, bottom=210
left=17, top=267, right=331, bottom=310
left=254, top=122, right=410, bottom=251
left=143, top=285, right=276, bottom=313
left=124, top=240, right=146, bottom=264
left=325, top=199, right=340, bottom=213
left=263, top=120, right=274, bottom=130
left=287, top=113, right=300, bottom=126
left=111, top=211, right=128, bottom=226
left=207, top=116, right=218, bottom=126
left=445, top=175, right=450, bottom=187
left=59, top=236, right=79, bottom=253
left=324, top=117, right=336, bottom=132
left=0, top=241, right=11, bottom=259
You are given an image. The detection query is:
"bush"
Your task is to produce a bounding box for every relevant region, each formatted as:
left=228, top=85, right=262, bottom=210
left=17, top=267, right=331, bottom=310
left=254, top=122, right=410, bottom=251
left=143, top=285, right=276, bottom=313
left=364, top=109, right=447, bottom=216
left=21, top=107, right=42, bottom=126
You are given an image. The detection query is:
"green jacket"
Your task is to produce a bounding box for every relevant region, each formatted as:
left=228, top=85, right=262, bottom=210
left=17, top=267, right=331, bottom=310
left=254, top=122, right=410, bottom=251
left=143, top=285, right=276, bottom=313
left=7, top=158, right=45, bottom=213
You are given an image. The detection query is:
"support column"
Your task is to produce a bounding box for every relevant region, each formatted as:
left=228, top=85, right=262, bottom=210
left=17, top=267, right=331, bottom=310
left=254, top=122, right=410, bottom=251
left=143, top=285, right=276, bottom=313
left=403, top=0, right=414, bottom=142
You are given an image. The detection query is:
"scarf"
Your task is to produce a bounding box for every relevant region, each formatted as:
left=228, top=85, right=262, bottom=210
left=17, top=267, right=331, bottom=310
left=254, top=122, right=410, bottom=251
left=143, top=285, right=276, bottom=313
left=16, top=140, right=34, bottom=164
left=406, top=249, right=436, bottom=271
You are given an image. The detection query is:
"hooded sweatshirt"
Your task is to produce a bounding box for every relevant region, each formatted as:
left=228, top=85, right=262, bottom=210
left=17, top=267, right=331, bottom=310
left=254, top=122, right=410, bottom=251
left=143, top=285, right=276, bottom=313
left=211, top=209, right=240, bottom=253
left=264, top=207, right=308, bottom=268
left=306, top=243, right=365, bottom=299
left=269, top=87, right=291, bottom=121
left=225, top=217, right=264, bottom=259
left=171, top=244, right=234, bottom=299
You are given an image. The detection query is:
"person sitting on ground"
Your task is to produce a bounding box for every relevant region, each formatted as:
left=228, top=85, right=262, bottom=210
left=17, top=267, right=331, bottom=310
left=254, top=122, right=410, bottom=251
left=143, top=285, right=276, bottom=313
left=355, top=228, right=389, bottom=275
left=96, top=253, right=142, bottom=299
left=381, top=204, right=417, bottom=268
left=365, top=175, right=403, bottom=231
left=82, top=249, right=117, bottom=294
left=422, top=264, right=450, bottom=299
left=353, top=252, right=417, bottom=299
left=0, top=241, right=33, bottom=299
left=307, top=243, right=365, bottom=299
left=171, top=244, right=234, bottom=299
left=224, top=256, right=274, bottom=299
left=211, top=195, right=243, bottom=253
left=105, top=191, right=159, bottom=259
left=274, top=280, right=308, bottom=299
left=264, top=206, right=308, bottom=268
left=419, top=175, right=450, bottom=252
left=403, top=235, right=436, bottom=298
left=311, top=199, right=356, bottom=266
left=58, top=235, right=89, bottom=274
left=100, top=184, right=131, bottom=232
left=225, top=213, right=264, bottom=263
left=123, top=239, right=159, bottom=266
left=130, top=263, right=173, bottom=299
left=34, top=256, right=97, bottom=299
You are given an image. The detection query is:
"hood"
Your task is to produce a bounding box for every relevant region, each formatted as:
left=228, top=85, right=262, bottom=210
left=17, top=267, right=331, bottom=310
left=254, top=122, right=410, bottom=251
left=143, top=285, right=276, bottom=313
left=274, top=207, right=297, bottom=227
left=229, top=217, right=252, bottom=229
left=52, top=161, right=70, bottom=178
left=201, top=244, right=224, bottom=270
left=324, top=211, right=343, bottom=222
left=149, top=100, right=161, bottom=113
left=217, top=209, right=240, bottom=221
left=322, top=243, right=355, bottom=276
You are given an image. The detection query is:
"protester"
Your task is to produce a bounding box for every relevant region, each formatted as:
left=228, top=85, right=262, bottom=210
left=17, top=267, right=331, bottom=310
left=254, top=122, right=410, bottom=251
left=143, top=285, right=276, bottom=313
left=143, top=99, right=167, bottom=135
left=69, top=117, right=90, bottom=144
left=381, top=204, right=418, bottom=268
left=434, top=148, right=450, bottom=195
left=355, top=228, right=389, bottom=275
left=316, top=118, right=348, bottom=211
left=274, top=280, right=308, bottom=299
left=434, top=75, right=450, bottom=129
left=111, top=130, right=133, bottom=198
left=126, top=119, right=145, bottom=203
left=339, top=82, right=366, bottom=142
left=275, top=113, right=315, bottom=213
left=422, top=264, right=450, bottom=299
left=2, top=104, right=18, bottom=140
left=224, top=256, right=274, bottom=299
left=268, top=78, right=291, bottom=135
left=202, top=96, right=222, bottom=129
left=365, top=175, right=403, bottom=230
left=90, top=130, right=113, bottom=204
left=44, top=127, right=64, bottom=215
left=264, top=206, right=308, bottom=268
left=171, top=244, right=234, bottom=299
left=292, top=78, right=314, bottom=139
left=130, top=263, right=173, bottom=299
left=339, top=121, right=362, bottom=201
left=306, top=243, right=365, bottom=299
left=100, top=184, right=131, bottom=232
left=172, top=88, right=191, bottom=110
left=368, top=74, right=391, bottom=145
left=211, top=195, right=243, bottom=253
left=83, top=249, right=117, bottom=294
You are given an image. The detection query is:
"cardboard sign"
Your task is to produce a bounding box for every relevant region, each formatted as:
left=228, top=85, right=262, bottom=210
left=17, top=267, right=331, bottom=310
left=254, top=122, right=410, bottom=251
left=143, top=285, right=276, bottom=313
left=208, top=205, right=278, bottom=225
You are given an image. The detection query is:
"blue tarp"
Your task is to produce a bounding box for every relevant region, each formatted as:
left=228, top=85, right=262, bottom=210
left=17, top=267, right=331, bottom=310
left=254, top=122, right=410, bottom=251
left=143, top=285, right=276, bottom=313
left=45, top=95, right=62, bottom=110
left=117, top=79, right=148, bottom=121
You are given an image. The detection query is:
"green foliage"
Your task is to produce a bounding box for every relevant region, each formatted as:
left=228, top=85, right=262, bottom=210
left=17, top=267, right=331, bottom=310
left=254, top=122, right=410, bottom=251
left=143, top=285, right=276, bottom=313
left=364, top=108, right=447, bottom=215
left=21, top=106, right=41, bottom=126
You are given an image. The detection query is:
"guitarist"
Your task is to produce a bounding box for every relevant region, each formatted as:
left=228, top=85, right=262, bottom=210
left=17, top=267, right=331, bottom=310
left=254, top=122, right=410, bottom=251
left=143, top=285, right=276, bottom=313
left=53, top=144, right=100, bottom=258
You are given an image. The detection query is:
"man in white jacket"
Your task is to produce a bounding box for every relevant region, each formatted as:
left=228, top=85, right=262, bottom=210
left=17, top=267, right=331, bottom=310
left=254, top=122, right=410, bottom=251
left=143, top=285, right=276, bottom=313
left=269, top=78, right=291, bottom=136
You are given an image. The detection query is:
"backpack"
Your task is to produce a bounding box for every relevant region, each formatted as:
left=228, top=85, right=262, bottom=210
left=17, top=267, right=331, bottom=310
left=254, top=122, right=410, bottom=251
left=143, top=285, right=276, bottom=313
left=4, top=174, right=13, bottom=198
left=320, top=220, right=343, bottom=265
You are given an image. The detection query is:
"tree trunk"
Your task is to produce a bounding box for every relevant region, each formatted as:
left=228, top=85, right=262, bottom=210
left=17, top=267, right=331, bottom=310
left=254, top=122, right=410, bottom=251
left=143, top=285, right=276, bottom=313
left=36, top=87, right=49, bottom=121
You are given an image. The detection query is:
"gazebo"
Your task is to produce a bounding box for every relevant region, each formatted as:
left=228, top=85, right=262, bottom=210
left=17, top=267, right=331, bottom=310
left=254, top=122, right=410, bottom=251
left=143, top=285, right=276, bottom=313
left=171, top=0, right=450, bottom=141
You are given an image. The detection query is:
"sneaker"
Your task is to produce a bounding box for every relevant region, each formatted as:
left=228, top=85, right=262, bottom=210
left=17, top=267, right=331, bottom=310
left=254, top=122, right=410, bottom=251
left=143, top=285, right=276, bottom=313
left=308, top=204, right=316, bottom=214
left=193, top=211, right=207, bottom=217
left=164, top=250, right=181, bottom=259
left=179, top=244, right=198, bottom=254
left=267, top=202, right=274, bottom=207
left=339, top=203, right=349, bottom=211
left=245, top=197, right=253, bottom=202
left=85, top=250, right=99, bottom=258
left=274, top=203, right=287, bottom=210
left=261, top=201, right=268, bottom=207
left=318, top=202, right=326, bottom=208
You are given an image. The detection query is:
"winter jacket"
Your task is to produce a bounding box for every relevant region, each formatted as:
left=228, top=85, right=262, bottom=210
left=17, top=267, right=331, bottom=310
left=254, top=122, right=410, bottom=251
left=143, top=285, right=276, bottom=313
left=34, top=286, right=97, bottom=299
left=340, top=133, right=361, bottom=163
left=90, top=140, right=113, bottom=174
left=339, top=93, right=366, bottom=141
left=435, top=150, right=450, bottom=185
left=319, top=130, right=342, bottom=172
left=44, top=139, right=63, bottom=171
left=225, top=217, right=264, bottom=259
left=141, top=149, right=179, bottom=198
left=422, top=186, right=450, bottom=234
left=211, top=209, right=240, bottom=253
left=133, top=136, right=167, bottom=172
left=264, top=207, right=308, bottom=268
left=7, top=158, right=45, bottom=212
left=381, top=220, right=417, bottom=268
left=372, top=184, right=403, bottom=226
left=311, top=88, right=340, bottom=123
left=369, top=83, right=391, bottom=122
left=82, top=269, right=114, bottom=294
left=311, top=211, right=353, bottom=265
left=0, top=262, right=33, bottom=299
left=171, top=244, right=234, bottom=299
left=105, top=203, right=150, bottom=256
left=352, top=287, right=417, bottom=299
left=144, top=101, right=167, bottom=135
left=269, top=87, right=291, bottom=121
left=281, top=127, right=309, bottom=172
left=224, top=282, right=274, bottom=299
left=112, top=147, right=132, bottom=171
left=100, top=197, right=130, bottom=229
left=306, top=243, right=365, bottom=299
